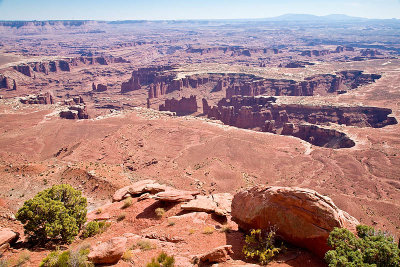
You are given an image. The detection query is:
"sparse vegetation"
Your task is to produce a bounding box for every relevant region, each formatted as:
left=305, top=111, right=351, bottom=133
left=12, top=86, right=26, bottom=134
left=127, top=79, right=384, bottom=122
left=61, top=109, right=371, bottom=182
left=146, top=252, right=175, bottom=267
left=122, top=197, right=133, bottom=209
left=135, top=240, right=155, bottom=251
left=40, top=245, right=93, bottom=267
left=2, top=251, right=31, bottom=267
left=325, top=225, right=400, bottom=267
left=117, top=213, right=126, bottom=221
left=95, top=208, right=102, bottom=214
left=81, top=221, right=111, bottom=239
left=155, top=208, right=165, bottom=218
left=167, top=220, right=176, bottom=227
left=242, top=228, right=283, bottom=265
left=122, top=249, right=134, bottom=262
left=188, top=229, right=196, bottom=235
left=16, top=184, right=87, bottom=244
left=202, top=226, right=215, bottom=235
left=220, top=225, right=232, bottom=233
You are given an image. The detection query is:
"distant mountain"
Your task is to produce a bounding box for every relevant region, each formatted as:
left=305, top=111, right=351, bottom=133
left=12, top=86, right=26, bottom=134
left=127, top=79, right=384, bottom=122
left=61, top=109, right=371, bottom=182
left=266, top=13, right=368, bottom=22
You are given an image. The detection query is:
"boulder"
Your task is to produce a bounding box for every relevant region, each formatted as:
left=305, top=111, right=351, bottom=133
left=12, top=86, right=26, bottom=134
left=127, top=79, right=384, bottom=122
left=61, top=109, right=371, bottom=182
left=0, top=228, right=19, bottom=247
left=87, top=237, right=127, bottom=264
left=194, top=245, right=233, bottom=264
left=112, top=179, right=156, bottom=202
left=213, top=193, right=233, bottom=216
left=231, top=186, right=359, bottom=258
left=0, top=228, right=19, bottom=254
left=154, top=189, right=199, bottom=202
left=181, top=195, right=217, bottom=212
left=181, top=193, right=232, bottom=216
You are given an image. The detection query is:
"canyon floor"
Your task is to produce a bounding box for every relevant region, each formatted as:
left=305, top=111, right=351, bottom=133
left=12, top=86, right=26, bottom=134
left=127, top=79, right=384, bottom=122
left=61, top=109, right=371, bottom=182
left=0, top=19, right=399, bottom=266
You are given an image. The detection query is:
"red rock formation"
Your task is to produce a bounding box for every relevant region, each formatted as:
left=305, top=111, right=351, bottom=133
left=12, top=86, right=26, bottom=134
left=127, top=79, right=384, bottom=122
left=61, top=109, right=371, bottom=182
left=121, top=76, right=141, bottom=93
left=204, top=96, right=397, bottom=148
left=14, top=64, right=33, bottom=77
left=93, top=83, right=107, bottom=92
left=361, top=49, right=383, bottom=57
left=60, top=105, right=89, bottom=119
left=49, top=61, right=58, bottom=72
left=19, top=92, right=54, bottom=104
left=88, top=237, right=127, bottom=264
left=225, top=71, right=380, bottom=98
left=58, top=60, right=71, bottom=71
left=301, top=49, right=331, bottom=57
left=0, top=75, right=17, bottom=90
left=231, top=186, right=359, bottom=258
left=60, top=96, right=88, bottom=119
left=159, top=95, right=198, bottom=114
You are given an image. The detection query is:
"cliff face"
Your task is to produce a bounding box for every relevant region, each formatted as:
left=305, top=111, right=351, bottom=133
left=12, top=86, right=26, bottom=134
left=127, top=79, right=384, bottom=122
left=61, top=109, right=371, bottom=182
left=0, top=75, right=17, bottom=90
left=13, top=56, right=129, bottom=77
left=118, top=67, right=381, bottom=100
left=225, top=71, right=381, bottom=98
left=122, top=66, right=175, bottom=93
left=19, top=92, right=54, bottom=105
left=60, top=96, right=89, bottom=119
left=203, top=96, right=397, bottom=148
left=159, top=95, right=198, bottom=114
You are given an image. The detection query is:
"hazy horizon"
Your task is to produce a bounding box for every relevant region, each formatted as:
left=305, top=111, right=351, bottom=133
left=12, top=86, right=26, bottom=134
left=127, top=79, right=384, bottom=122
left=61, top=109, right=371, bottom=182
left=1, top=0, right=400, bottom=21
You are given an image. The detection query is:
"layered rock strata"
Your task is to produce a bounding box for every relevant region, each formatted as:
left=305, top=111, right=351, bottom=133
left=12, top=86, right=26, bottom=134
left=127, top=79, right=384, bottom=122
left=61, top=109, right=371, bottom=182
left=203, top=96, right=397, bottom=148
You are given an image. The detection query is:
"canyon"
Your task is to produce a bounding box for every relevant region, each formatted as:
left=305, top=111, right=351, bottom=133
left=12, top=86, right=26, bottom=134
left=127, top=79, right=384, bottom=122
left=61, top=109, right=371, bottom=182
left=0, top=17, right=399, bottom=266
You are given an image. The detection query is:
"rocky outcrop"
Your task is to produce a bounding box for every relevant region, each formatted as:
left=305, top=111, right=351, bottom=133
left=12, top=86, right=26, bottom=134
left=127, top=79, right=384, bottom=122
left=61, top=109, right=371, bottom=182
left=19, top=56, right=129, bottom=75
left=300, top=49, right=330, bottom=57
left=186, top=46, right=279, bottom=56
left=231, top=186, right=359, bottom=258
left=121, top=76, right=141, bottom=93
left=159, top=95, right=198, bottom=114
left=112, top=180, right=200, bottom=203
left=19, top=92, right=54, bottom=104
left=193, top=245, right=234, bottom=264
left=60, top=96, right=89, bottom=119
left=0, top=228, right=19, bottom=255
left=58, top=60, right=71, bottom=71
left=282, top=61, right=315, bottom=68
left=154, top=189, right=199, bottom=202
left=361, top=49, right=383, bottom=57
left=181, top=193, right=232, bottom=216
left=64, top=95, right=85, bottom=106
left=204, top=96, right=396, bottom=148
left=92, top=83, right=107, bottom=92
left=14, top=64, right=33, bottom=77
left=112, top=179, right=161, bottom=202
left=0, top=75, right=17, bottom=90
left=87, top=237, right=127, bottom=264
left=225, top=71, right=381, bottom=98
left=122, top=66, right=176, bottom=94
left=60, top=105, right=89, bottom=119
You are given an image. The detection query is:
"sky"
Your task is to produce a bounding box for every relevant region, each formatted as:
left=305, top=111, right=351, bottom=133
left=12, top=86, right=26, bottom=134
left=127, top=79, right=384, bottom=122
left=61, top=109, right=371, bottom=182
left=1, top=0, right=400, bottom=21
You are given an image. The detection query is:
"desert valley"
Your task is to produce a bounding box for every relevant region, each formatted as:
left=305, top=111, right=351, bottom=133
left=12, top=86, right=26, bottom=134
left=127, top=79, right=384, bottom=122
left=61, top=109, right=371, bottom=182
left=0, top=15, right=399, bottom=266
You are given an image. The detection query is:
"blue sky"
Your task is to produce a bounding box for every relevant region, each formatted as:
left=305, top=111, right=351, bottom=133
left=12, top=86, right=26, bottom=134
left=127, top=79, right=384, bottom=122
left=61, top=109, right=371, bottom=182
left=0, top=0, right=400, bottom=20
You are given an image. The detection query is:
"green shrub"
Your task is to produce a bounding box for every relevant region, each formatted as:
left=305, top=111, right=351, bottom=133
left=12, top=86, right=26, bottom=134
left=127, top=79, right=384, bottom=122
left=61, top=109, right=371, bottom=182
left=82, top=221, right=99, bottom=239
left=16, top=184, right=87, bottom=244
left=40, top=246, right=93, bottom=267
left=243, top=228, right=283, bottom=265
left=81, top=221, right=111, bottom=239
left=146, top=252, right=175, bottom=267
left=325, top=225, right=400, bottom=267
